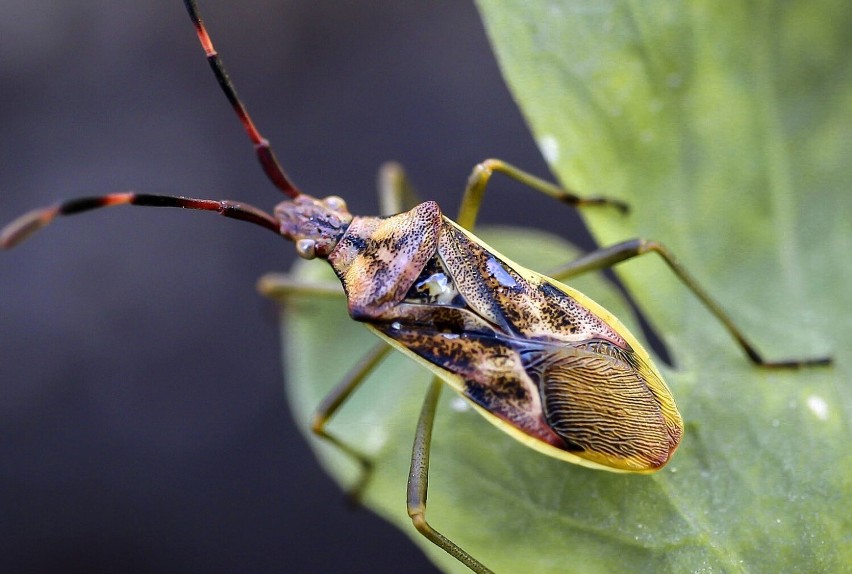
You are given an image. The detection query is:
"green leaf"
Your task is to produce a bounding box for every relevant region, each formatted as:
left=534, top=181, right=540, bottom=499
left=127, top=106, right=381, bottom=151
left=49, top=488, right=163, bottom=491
left=271, top=1, right=851, bottom=572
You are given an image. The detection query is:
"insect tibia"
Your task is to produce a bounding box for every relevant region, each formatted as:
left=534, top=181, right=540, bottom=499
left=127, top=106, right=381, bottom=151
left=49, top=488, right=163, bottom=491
left=274, top=195, right=353, bottom=259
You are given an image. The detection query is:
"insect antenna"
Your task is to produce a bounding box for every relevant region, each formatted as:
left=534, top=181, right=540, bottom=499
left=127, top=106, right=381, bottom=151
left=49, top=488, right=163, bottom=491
left=183, top=0, right=301, bottom=199
left=0, top=193, right=281, bottom=249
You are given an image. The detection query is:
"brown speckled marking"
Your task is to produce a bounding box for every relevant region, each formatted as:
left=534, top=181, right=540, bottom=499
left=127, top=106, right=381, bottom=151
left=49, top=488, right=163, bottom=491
left=374, top=324, right=564, bottom=449
left=276, top=198, right=681, bottom=471
left=329, top=201, right=441, bottom=319
left=438, top=221, right=626, bottom=346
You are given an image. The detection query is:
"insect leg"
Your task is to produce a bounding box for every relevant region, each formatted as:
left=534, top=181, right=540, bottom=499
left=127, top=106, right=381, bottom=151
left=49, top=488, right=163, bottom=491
left=311, top=343, right=393, bottom=501
left=407, top=378, right=494, bottom=574
left=549, top=238, right=832, bottom=368
left=376, top=162, right=422, bottom=216
left=182, top=0, right=300, bottom=198
left=456, top=158, right=629, bottom=229
left=0, top=193, right=280, bottom=249
left=256, top=273, right=343, bottom=300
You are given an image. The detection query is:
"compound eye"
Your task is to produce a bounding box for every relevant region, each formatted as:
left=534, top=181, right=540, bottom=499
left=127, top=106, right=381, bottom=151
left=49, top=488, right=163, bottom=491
left=323, top=196, right=348, bottom=212
left=296, top=238, right=317, bottom=259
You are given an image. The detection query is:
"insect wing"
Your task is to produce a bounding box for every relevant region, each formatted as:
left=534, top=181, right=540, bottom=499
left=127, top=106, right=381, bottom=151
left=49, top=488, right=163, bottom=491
left=372, top=219, right=683, bottom=472
left=522, top=342, right=681, bottom=471
left=372, top=322, right=565, bottom=451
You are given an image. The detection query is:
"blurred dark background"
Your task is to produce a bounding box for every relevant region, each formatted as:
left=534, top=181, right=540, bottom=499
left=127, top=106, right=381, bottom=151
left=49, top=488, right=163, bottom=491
left=0, top=1, right=591, bottom=572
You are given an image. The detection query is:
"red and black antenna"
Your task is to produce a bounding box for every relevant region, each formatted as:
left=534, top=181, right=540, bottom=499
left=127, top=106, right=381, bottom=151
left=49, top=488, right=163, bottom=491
left=1, top=0, right=300, bottom=250
left=183, top=0, right=300, bottom=198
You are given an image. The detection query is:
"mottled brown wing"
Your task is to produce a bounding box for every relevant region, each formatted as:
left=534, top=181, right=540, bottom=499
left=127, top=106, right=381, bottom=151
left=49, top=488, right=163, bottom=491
left=372, top=322, right=566, bottom=449
left=437, top=219, right=627, bottom=345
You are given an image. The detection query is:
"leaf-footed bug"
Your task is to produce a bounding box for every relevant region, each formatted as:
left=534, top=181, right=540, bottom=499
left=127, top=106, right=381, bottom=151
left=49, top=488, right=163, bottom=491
left=1, top=2, right=832, bottom=573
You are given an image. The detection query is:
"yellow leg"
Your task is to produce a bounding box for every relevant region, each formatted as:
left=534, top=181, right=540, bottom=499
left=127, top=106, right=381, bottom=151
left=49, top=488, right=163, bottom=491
left=407, top=377, right=495, bottom=574
left=310, top=343, right=394, bottom=501
left=549, top=238, right=832, bottom=368
left=456, top=158, right=628, bottom=229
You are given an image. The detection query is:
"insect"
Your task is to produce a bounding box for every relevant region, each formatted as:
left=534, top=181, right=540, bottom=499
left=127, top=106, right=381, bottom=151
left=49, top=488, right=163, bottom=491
left=1, top=2, right=832, bottom=573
